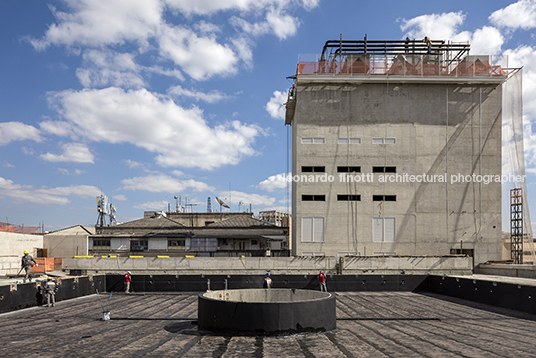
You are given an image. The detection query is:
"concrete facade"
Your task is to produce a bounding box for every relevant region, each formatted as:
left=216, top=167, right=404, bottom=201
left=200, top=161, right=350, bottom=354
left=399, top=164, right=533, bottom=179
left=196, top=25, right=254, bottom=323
left=62, top=255, right=472, bottom=275
left=0, top=231, right=44, bottom=276
left=287, top=48, right=506, bottom=265
left=43, top=225, right=93, bottom=257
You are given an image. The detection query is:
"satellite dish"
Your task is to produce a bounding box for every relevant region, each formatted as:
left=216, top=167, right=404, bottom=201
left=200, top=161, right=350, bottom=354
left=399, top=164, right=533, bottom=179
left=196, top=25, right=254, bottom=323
left=215, top=196, right=230, bottom=209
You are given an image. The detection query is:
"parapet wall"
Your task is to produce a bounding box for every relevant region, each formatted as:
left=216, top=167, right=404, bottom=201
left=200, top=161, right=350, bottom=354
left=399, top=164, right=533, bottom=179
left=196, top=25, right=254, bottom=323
left=474, top=263, right=536, bottom=279
left=62, top=255, right=472, bottom=275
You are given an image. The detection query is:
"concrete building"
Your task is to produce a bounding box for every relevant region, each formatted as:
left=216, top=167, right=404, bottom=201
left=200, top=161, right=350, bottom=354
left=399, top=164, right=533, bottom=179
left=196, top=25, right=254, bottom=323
left=43, top=225, right=94, bottom=257
left=286, top=38, right=509, bottom=265
left=90, top=211, right=290, bottom=257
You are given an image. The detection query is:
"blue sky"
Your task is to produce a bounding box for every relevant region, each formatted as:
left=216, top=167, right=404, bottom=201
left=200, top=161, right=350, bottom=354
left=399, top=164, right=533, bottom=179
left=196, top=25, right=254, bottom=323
left=1, top=0, right=536, bottom=232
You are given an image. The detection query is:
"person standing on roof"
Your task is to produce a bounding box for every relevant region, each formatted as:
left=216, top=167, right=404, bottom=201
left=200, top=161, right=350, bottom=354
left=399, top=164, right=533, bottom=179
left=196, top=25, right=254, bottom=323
left=44, top=277, right=57, bottom=307
left=124, top=271, right=132, bottom=294
left=263, top=272, right=273, bottom=288
left=424, top=36, right=432, bottom=53
left=21, top=250, right=37, bottom=283
left=318, top=271, right=327, bottom=292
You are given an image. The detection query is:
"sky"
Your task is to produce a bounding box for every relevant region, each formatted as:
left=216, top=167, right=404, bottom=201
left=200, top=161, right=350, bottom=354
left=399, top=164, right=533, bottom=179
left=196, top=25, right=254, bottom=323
left=1, top=0, right=536, bottom=232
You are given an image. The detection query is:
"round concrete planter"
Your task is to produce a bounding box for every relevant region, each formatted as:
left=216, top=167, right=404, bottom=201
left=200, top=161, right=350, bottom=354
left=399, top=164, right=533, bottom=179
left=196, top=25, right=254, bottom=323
left=198, top=288, right=336, bottom=334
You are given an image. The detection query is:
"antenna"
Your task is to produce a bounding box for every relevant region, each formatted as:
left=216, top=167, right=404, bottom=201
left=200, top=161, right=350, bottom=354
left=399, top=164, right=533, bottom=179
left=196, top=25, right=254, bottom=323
left=215, top=196, right=230, bottom=212
left=207, top=197, right=212, bottom=213
left=96, top=194, right=108, bottom=231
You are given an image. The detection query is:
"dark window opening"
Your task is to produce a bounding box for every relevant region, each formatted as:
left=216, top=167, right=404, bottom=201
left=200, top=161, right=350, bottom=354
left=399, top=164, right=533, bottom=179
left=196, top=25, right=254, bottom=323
left=130, top=240, right=148, bottom=251
left=337, top=195, right=361, bottom=201
left=205, top=221, right=214, bottom=226
left=302, top=195, right=326, bottom=201
left=93, top=240, right=110, bottom=248
left=373, top=195, right=397, bottom=201
left=372, top=166, right=396, bottom=173
left=337, top=166, right=361, bottom=173
left=301, top=166, right=325, bottom=173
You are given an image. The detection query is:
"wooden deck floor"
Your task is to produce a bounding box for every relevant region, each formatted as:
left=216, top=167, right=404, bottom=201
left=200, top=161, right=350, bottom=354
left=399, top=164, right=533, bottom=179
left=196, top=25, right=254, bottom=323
left=1, top=291, right=536, bottom=357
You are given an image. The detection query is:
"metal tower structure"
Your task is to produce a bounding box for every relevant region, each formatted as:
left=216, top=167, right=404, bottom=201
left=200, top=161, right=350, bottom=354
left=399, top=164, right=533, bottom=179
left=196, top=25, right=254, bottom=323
left=510, top=188, right=523, bottom=264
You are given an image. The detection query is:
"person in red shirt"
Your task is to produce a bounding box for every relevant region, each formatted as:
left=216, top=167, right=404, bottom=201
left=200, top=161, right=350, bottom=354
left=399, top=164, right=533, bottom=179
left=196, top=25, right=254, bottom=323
left=124, top=271, right=132, bottom=294
left=318, top=271, right=327, bottom=292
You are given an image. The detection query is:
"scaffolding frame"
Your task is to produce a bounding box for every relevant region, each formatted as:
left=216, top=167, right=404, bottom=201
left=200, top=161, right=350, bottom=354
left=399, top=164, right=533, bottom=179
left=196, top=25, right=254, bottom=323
left=511, top=188, right=523, bottom=264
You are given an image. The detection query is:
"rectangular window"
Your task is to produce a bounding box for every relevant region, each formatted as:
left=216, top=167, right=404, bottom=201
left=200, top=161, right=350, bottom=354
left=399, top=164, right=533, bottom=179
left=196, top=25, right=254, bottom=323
left=337, top=194, right=361, bottom=201
left=338, top=138, right=361, bottom=144
left=372, top=137, right=396, bottom=144
left=301, top=166, right=325, bottom=173
left=372, top=217, right=396, bottom=243
left=168, top=239, right=186, bottom=250
left=130, top=240, right=148, bottom=251
left=301, top=217, right=324, bottom=242
left=302, top=195, right=326, bottom=201
left=372, top=166, right=396, bottom=173
left=372, top=195, right=397, bottom=201
left=301, top=252, right=325, bottom=257
left=93, top=240, right=111, bottom=250
left=301, top=137, right=325, bottom=144
left=337, top=166, right=361, bottom=173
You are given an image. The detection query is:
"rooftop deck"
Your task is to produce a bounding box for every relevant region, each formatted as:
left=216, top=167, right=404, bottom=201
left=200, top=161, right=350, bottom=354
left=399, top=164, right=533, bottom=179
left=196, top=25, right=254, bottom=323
left=2, top=291, right=536, bottom=357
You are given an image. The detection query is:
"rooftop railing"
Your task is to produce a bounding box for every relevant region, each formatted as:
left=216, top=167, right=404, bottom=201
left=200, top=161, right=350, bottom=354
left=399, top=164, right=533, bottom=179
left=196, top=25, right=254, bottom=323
left=296, top=54, right=508, bottom=78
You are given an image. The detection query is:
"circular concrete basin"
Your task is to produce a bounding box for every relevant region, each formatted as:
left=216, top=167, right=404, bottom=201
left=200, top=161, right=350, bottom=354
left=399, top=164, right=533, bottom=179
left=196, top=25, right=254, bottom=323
left=198, top=288, right=336, bottom=334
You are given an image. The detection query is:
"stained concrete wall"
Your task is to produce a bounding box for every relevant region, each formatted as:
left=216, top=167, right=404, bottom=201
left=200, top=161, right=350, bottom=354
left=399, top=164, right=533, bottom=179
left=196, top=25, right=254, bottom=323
left=0, top=232, right=44, bottom=276
left=62, top=255, right=472, bottom=275
left=291, top=80, right=502, bottom=265
left=474, top=263, right=536, bottom=279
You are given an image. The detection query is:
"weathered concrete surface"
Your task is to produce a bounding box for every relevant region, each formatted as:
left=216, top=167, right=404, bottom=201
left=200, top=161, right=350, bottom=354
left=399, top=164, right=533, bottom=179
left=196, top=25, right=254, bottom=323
left=62, top=255, right=472, bottom=275
left=2, top=291, right=536, bottom=357
left=475, top=263, right=536, bottom=279
left=203, top=288, right=331, bottom=302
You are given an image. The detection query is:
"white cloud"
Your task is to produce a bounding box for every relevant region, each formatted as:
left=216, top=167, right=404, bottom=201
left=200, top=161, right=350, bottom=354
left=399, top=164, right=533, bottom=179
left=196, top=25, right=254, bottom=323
left=0, top=122, right=42, bottom=145
left=46, top=87, right=260, bottom=170
left=121, top=174, right=215, bottom=193
left=167, top=86, right=230, bottom=103
left=58, top=168, right=86, bottom=175
left=133, top=200, right=168, bottom=210
left=265, top=90, right=287, bottom=119
left=40, top=143, right=95, bottom=163
left=28, top=0, right=162, bottom=50
left=158, top=25, right=239, bottom=80
left=489, top=0, right=536, bottom=30
left=40, top=120, right=75, bottom=137
left=0, top=176, right=100, bottom=205
left=400, top=12, right=504, bottom=56
left=76, top=49, right=145, bottom=88
left=219, top=190, right=276, bottom=207
left=113, top=194, right=128, bottom=201
left=400, top=11, right=466, bottom=40
left=258, top=173, right=288, bottom=192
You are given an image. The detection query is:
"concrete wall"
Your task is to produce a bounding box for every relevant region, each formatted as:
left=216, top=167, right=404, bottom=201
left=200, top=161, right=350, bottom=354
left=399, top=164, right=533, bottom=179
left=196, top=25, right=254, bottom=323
left=44, top=235, right=88, bottom=257
left=291, top=80, right=502, bottom=265
left=0, top=232, right=44, bottom=276
left=474, top=263, right=536, bottom=279
left=62, top=255, right=472, bottom=275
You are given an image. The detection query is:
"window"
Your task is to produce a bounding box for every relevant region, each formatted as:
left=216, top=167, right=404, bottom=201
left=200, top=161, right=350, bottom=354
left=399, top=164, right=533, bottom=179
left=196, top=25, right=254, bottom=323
left=301, top=166, right=325, bottom=172
left=205, top=221, right=214, bottom=226
left=251, top=239, right=258, bottom=245
left=168, top=239, right=185, bottom=250
left=190, top=238, right=218, bottom=252
left=130, top=240, right=148, bottom=251
left=93, top=240, right=110, bottom=250
left=302, top=252, right=325, bottom=257
left=302, top=195, right=326, bottom=201
left=372, top=166, right=396, bottom=173
left=302, top=217, right=324, bottom=242
left=301, top=137, right=325, bottom=144
left=372, top=137, right=396, bottom=144
left=337, top=194, right=361, bottom=201
left=372, top=217, right=396, bottom=242
left=372, top=195, right=397, bottom=201
left=337, top=166, right=361, bottom=173
left=338, top=138, right=361, bottom=144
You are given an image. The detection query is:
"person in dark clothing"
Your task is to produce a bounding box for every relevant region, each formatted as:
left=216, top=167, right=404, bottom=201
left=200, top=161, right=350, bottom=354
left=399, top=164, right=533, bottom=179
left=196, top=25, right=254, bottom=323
left=21, top=250, right=38, bottom=283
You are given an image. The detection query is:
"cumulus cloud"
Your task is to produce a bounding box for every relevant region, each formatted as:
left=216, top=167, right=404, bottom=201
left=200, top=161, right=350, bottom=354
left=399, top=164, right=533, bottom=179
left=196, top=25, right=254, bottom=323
left=46, top=87, right=260, bottom=169
left=113, top=194, right=128, bottom=201
left=258, top=173, right=288, bottom=191
left=0, top=176, right=100, bottom=205
left=0, top=122, right=42, bottom=145
left=220, top=190, right=275, bottom=207
left=489, top=0, right=536, bottom=30
left=167, top=86, right=230, bottom=103
left=133, top=200, right=168, bottom=210
left=121, top=173, right=215, bottom=193
left=40, top=143, right=95, bottom=163
left=265, top=91, right=287, bottom=119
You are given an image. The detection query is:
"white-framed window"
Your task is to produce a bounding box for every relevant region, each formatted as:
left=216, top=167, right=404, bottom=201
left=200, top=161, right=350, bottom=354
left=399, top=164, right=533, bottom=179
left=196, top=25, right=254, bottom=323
left=373, top=252, right=397, bottom=256
left=302, top=252, right=325, bottom=257
left=338, top=137, right=361, bottom=144
left=301, top=137, right=325, bottom=144
left=372, top=217, right=396, bottom=243
left=372, top=137, right=396, bottom=144
left=301, top=217, right=325, bottom=242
